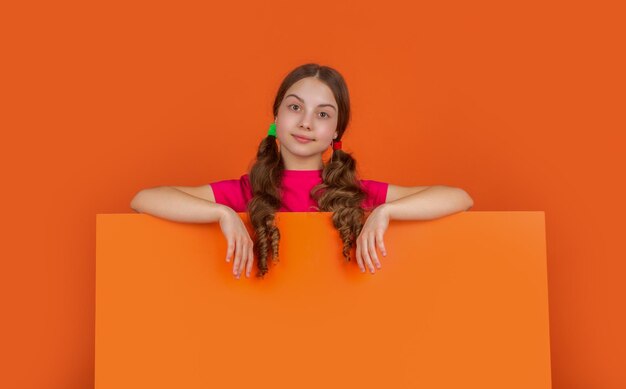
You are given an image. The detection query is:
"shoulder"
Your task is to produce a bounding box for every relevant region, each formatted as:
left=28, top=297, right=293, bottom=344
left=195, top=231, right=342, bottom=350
left=360, top=179, right=388, bottom=191
left=207, top=174, right=251, bottom=212
left=209, top=174, right=249, bottom=189
left=359, top=179, right=389, bottom=209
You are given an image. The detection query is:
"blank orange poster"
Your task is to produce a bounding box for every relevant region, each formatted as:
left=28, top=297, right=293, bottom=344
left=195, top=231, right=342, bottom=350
left=95, top=211, right=551, bottom=388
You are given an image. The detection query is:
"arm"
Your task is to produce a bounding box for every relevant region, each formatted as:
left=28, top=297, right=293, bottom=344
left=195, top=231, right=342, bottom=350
left=130, top=186, right=230, bottom=223
left=380, top=185, right=473, bottom=221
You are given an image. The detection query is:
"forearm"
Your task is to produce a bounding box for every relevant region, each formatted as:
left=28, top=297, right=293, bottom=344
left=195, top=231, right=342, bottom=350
left=381, top=185, right=473, bottom=221
left=130, top=186, right=230, bottom=223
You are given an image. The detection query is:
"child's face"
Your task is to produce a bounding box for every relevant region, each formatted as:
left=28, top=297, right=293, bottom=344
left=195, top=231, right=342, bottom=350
left=275, top=77, right=339, bottom=161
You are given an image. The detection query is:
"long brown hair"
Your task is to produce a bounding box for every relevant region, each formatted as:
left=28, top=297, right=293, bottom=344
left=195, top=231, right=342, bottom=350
left=247, top=63, right=367, bottom=278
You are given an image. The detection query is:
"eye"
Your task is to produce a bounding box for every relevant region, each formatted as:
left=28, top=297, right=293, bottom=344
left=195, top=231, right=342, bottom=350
left=289, top=104, right=331, bottom=118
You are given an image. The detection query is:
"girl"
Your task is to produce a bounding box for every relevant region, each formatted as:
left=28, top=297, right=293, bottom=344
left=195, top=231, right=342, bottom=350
left=131, top=63, right=474, bottom=280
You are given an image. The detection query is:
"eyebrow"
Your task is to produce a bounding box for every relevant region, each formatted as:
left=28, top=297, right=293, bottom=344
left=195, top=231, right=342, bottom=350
left=285, top=94, right=337, bottom=112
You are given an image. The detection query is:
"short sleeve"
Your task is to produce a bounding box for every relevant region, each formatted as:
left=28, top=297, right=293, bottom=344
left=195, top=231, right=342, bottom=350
left=359, top=179, right=389, bottom=211
left=208, top=174, right=252, bottom=212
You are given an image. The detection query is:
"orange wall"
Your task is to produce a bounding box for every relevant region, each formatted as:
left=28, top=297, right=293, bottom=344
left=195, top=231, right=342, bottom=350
left=2, top=1, right=624, bottom=388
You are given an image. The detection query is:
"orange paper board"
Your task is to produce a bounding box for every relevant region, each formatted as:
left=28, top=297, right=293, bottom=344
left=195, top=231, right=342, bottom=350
left=95, top=211, right=551, bottom=388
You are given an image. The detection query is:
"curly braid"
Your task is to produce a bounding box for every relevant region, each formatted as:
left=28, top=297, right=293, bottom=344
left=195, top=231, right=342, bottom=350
left=247, top=135, right=284, bottom=278
left=310, top=148, right=367, bottom=263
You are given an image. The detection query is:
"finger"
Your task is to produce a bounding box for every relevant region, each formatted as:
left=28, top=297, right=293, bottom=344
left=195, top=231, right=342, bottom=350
left=238, top=242, right=249, bottom=278
left=376, top=230, right=387, bottom=257
left=355, top=238, right=365, bottom=272
left=233, top=238, right=242, bottom=277
left=236, top=245, right=244, bottom=278
left=245, top=244, right=254, bottom=278
left=226, top=238, right=234, bottom=262
left=361, top=235, right=376, bottom=274
left=368, top=236, right=381, bottom=269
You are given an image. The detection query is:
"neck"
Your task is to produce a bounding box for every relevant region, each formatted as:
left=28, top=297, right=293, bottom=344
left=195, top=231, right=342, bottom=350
left=280, top=150, right=324, bottom=170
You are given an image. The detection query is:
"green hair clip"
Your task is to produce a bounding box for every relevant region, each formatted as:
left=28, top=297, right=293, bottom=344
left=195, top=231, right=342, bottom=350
left=267, top=122, right=277, bottom=137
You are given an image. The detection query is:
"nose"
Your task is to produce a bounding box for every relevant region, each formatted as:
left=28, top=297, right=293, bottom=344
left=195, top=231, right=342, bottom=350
left=298, top=112, right=313, bottom=130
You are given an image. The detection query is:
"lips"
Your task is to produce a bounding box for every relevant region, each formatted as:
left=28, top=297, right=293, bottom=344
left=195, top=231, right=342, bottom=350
left=293, top=134, right=314, bottom=141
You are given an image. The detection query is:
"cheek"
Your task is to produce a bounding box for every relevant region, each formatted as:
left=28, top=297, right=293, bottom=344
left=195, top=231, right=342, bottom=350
left=321, top=121, right=338, bottom=137
left=275, top=116, right=288, bottom=132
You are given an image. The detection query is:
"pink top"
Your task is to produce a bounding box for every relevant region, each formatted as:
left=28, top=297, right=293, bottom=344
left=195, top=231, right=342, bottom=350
left=209, top=169, right=389, bottom=212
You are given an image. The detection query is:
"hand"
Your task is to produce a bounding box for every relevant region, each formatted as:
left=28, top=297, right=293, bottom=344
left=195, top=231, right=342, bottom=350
left=218, top=207, right=254, bottom=279
left=355, top=204, right=390, bottom=274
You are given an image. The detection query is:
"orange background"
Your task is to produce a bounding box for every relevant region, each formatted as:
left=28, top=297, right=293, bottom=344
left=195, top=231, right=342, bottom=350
left=96, top=212, right=551, bottom=388
left=1, top=0, right=624, bottom=388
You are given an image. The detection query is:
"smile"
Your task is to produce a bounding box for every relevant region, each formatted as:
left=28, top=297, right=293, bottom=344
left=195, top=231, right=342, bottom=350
left=293, top=134, right=314, bottom=143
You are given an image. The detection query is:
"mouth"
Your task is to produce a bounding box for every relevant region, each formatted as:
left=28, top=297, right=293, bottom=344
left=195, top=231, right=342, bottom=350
left=292, top=134, right=314, bottom=142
